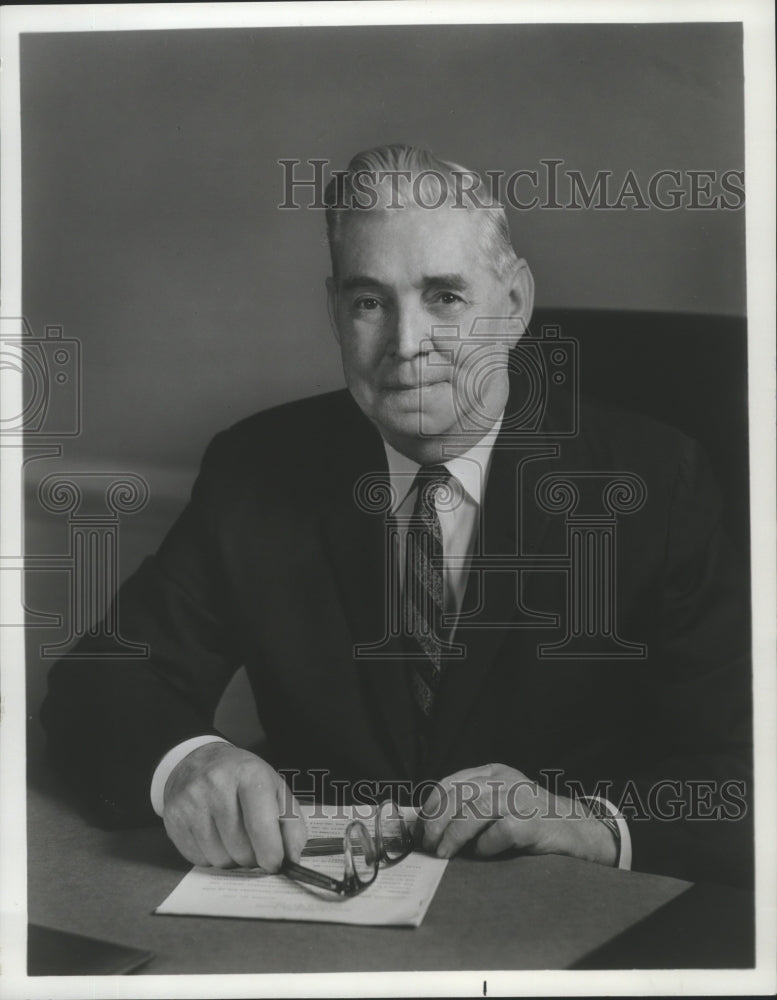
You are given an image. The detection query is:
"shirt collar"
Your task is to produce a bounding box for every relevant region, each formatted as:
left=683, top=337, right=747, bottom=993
left=382, top=413, right=504, bottom=512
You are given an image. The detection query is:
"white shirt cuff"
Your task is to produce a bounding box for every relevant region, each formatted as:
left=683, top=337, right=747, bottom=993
left=584, top=795, right=632, bottom=870
left=149, top=735, right=231, bottom=817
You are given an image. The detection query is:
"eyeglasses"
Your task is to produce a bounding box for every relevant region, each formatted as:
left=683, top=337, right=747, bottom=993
left=281, top=800, right=413, bottom=897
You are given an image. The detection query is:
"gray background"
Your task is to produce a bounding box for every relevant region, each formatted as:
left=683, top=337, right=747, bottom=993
left=20, top=22, right=746, bottom=747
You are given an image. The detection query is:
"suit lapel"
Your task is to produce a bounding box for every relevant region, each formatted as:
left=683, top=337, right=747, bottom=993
left=316, top=384, right=581, bottom=782
left=427, top=404, right=564, bottom=774
left=319, top=418, right=418, bottom=779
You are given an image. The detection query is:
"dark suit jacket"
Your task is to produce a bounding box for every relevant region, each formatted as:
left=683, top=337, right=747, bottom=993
left=41, top=380, right=753, bottom=886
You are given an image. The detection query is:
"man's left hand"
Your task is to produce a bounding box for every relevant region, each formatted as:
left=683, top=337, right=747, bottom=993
left=418, top=763, right=617, bottom=866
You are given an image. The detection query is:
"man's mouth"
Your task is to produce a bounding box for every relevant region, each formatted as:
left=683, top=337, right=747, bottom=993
left=384, top=378, right=449, bottom=391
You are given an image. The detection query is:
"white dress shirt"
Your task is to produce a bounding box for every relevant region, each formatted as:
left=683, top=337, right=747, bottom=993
left=149, top=413, right=631, bottom=869
left=383, top=414, right=503, bottom=618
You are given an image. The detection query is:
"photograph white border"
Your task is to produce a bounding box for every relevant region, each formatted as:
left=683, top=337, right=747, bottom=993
left=1, top=2, right=774, bottom=997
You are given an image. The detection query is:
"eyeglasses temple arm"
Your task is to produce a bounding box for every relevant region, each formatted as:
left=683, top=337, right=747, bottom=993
left=300, top=837, right=344, bottom=856
left=281, top=859, right=345, bottom=894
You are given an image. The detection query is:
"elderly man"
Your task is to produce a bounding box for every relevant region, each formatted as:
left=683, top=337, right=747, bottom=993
left=42, top=144, right=752, bottom=886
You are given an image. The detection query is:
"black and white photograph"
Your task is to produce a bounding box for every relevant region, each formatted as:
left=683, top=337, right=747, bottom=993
left=1, top=2, right=774, bottom=996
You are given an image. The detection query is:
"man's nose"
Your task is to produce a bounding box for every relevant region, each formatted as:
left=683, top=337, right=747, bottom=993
left=388, top=301, right=431, bottom=360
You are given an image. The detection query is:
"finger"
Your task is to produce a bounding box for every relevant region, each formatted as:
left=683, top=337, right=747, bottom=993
left=276, top=788, right=308, bottom=864
left=238, top=781, right=285, bottom=872
left=419, top=766, right=490, bottom=820
left=435, top=796, right=500, bottom=858
left=163, top=813, right=209, bottom=867
left=417, top=783, right=444, bottom=849
left=213, top=809, right=259, bottom=869
left=419, top=786, right=455, bottom=852
left=190, top=813, right=235, bottom=868
left=176, top=772, right=245, bottom=868
left=421, top=772, right=493, bottom=851
left=472, top=817, right=525, bottom=857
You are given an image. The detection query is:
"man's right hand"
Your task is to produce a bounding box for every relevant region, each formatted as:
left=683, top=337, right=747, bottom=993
left=161, top=742, right=308, bottom=871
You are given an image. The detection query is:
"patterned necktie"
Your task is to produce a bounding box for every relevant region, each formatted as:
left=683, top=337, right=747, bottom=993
left=403, top=464, right=452, bottom=717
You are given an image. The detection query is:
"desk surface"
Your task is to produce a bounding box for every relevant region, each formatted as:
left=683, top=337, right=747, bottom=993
left=26, top=765, right=753, bottom=975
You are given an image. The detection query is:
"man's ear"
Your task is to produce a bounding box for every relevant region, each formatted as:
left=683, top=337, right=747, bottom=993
left=325, top=276, right=341, bottom=344
left=506, top=259, right=535, bottom=348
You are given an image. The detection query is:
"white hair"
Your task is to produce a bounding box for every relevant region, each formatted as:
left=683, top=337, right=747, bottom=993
left=324, top=143, right=519, bottom=280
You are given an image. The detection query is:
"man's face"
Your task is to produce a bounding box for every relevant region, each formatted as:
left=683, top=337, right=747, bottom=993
left=327, top=203, right=533, bottom=462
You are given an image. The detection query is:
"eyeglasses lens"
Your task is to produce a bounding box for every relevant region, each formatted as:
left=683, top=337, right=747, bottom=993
left=345, top=822, right=377, bottom=885
left=379, top=802, right=410, bottom=862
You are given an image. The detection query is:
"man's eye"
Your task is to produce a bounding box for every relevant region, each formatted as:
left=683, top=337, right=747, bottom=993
left=434, top=292, right=464, bottom=305
left=354, top=297, right=381, bottom=311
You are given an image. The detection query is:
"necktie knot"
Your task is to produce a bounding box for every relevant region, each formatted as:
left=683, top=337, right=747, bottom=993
left=413, top=465, right=453, bottom=518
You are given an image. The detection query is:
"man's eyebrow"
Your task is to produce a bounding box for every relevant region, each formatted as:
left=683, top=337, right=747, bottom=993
left=338, top=274, right=387, bottom=291
left=420, top=273, right=470, bottom=291
left=337, top=272, right=472, bottom=292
